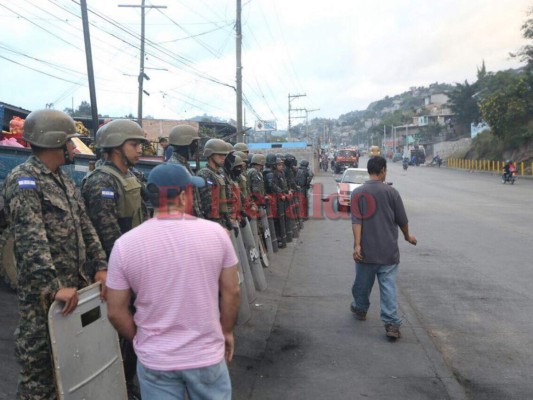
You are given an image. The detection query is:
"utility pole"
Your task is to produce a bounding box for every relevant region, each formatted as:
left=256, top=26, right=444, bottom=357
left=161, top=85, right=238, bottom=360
left=235, top=0, right=244, bottom=142
left=288, top=93, right=306, bottom=140
left=119, top=1, right=166, bottom=127
left=305, top=108, right=319, bottom=143
left=80, top=0, right=98, bottom=138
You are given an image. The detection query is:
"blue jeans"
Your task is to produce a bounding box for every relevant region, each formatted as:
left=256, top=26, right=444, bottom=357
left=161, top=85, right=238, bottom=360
left=137, top=359, right=231, bottom=400
left=351, top=263, right=402, bottom=325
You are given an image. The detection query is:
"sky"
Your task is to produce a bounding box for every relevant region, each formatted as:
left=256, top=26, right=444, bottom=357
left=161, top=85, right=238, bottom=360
left=0, top=0, right=531, bottom=130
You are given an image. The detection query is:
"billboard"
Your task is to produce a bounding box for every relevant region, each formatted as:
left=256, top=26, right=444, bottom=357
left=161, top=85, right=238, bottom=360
left=255, top=120, right=277, bottom=132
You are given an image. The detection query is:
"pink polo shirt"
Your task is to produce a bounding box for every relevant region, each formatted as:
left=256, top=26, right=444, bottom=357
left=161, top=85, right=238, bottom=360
left=107, top=214, right=238, bottom=371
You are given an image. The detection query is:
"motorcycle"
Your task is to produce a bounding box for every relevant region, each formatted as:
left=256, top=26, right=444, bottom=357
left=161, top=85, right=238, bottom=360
left=402, top=157, right=409, bottom=170
left=502, top=171, right=517, bottom=184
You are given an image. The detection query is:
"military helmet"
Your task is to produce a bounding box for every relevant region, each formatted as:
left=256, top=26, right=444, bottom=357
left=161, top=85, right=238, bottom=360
left=95, top=119, right=146, bottom=149
left=233, top=155, right=245, bottom=168
left=251, top=154, right=266, bottom=166
left=300, top=159, right=309, bottom=167
left=276, top=153, right=285, bottom=161
left=265, top=153, right=278, bottom=166
left=224, top=142, right=234, bottom=152
left=234, top=142, right=249, bottom=152
left=234, top=150, right=247, bottom=162
left=203, top=138, right=230, bottom=157
left=22, top=109, right=77, bottom=149
left=168, top=124, right=200, bottom=146
left=285, top=153, right=296, bottom=166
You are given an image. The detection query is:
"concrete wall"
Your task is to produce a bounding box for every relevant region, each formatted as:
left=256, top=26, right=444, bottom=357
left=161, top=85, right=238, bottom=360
left=433, top=138, right=472, bottom=159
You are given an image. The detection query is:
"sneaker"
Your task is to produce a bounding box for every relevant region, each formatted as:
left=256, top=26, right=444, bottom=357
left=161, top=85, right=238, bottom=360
left=350, top=305, right=367, bottom=321
left=385, top=323, right=401, bottom=339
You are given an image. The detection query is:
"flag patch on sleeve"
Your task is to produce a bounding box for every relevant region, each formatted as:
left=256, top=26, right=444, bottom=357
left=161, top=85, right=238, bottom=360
left=17, top=177, right=37, bottom=189
left=101, top=188, right=115, bottom=199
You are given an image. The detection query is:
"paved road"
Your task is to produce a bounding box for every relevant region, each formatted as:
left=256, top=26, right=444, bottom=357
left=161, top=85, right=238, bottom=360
left=388, top=161, right=533, bottom=399
left=1, top=159, right=531, bottom=399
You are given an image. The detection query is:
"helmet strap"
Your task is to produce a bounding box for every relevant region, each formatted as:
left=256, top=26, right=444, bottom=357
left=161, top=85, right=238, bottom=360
left=63, top=144, right=74, bottom=165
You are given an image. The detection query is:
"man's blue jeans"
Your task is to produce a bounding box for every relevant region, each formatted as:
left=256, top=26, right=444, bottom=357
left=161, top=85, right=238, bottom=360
left=351, top=262, right=402, bottom=325
left=137, top=359, right=231, bottom=400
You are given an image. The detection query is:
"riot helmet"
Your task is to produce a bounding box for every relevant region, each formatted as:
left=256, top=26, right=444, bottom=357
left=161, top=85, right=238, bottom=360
left=300, top=159, right=309, bottom=168
left=265, top=153, right=278, bottom=167
left=285, top=153, right=296, bottom=167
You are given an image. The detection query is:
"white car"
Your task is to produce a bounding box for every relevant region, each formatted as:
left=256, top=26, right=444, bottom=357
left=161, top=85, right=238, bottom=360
left=335, top=168, right=369, bottom=211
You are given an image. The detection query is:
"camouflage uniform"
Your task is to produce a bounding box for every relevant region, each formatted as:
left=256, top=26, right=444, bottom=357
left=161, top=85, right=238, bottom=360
left=3, top=155, right=107, bottom=400
left=81, top=161, right=148, bottom=259
left=247, top=168, right=266, bottom=206
left=167, top=152, right=203, bottom=218
left=197, top=165, right=232, bottom=230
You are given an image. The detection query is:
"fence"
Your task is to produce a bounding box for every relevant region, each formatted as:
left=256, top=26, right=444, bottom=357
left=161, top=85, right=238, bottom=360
left=447, top=159, right=533, bottom=176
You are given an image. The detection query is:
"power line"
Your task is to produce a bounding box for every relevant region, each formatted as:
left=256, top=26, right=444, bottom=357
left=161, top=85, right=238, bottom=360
left=0, top=55, right=83, bottom=85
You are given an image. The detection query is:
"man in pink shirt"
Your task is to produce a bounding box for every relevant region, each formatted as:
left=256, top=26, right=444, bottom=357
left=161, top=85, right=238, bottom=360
left=106, top=163, right=240, bottom=400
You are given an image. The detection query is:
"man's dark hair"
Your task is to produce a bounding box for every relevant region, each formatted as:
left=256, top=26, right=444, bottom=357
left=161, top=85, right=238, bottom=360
left=147, top=183, right=181, bottom=208
left=159, top=137, right=168, bottom=144
left=367, top=156, right=387, bottom=175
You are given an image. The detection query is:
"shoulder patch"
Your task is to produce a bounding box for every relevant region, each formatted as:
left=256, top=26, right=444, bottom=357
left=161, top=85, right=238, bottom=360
left=101, top=188, right=115, bottom=199
left=17, top=177, right=37, bottom=190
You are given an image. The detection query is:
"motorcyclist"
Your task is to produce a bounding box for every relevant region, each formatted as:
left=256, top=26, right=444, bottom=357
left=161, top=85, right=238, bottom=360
left=503, top=160, right=515, bottom=182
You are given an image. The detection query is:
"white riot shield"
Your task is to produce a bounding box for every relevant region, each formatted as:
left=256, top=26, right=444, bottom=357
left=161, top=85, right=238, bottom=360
left=48, top=282, right=127, bottom=400
left=230, top=232, right=251, bottom=325
left=241, top=220, right=267, bottom=291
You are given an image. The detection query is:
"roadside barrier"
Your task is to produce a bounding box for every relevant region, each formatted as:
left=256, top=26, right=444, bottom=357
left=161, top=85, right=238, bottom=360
left=447, top=159, right=533, bottom=176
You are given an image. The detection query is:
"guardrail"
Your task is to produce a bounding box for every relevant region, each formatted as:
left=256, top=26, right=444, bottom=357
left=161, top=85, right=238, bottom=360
left=447, top=159, right=533, bottom=176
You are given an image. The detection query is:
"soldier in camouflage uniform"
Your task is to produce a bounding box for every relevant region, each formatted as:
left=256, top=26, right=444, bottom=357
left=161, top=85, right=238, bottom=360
left=2, top=109, right=107, bottom=400
left=165, top=124, right=203, bottom=217
left=196, top=139, right=233, bottom=230
left=264, top=154, right=287, bottom=248
left=222, top=147, right=244, bottom=228
left=296, top=159, right=313, bottom=219
left=81, top=119, right=148, bottom=400
left=81, top=119, right=149, bottom=258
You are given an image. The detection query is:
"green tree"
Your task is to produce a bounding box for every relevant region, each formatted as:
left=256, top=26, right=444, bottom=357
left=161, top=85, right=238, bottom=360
left=511, top=8, right=533, bottom=65
left=479, top=72, right=532, bottom=139
left=63, top=101, right=92, bottom=117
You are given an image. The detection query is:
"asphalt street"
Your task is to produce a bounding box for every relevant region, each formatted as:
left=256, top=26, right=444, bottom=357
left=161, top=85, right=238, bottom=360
left=1, top=158, right=532, bottom=399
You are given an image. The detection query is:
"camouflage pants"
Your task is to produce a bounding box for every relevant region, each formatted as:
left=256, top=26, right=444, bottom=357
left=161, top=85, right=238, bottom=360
left=16, top=335, right=57, bottom=400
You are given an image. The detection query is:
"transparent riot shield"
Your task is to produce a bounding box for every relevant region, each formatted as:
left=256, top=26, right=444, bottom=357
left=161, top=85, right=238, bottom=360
left=235, top=227, right=257, bottom=303
left=48, top=282, right=127, bottom=400
left=241, top=220, right=267, bottom=291
left=230, top=231, right=251, bottom=325
left=251, top=217, right=270, bottom=267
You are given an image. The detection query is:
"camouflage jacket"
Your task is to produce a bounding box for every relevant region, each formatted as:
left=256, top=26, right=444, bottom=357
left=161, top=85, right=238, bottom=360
left=166, top=153, right=203, bottom=218
left=3, top=155, right=107, bottom=334
left=197, top=165, right=231, bottom=229
left=247, top=168, right=266, bottom=205
left=81, top=161, right=148, bottom=259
